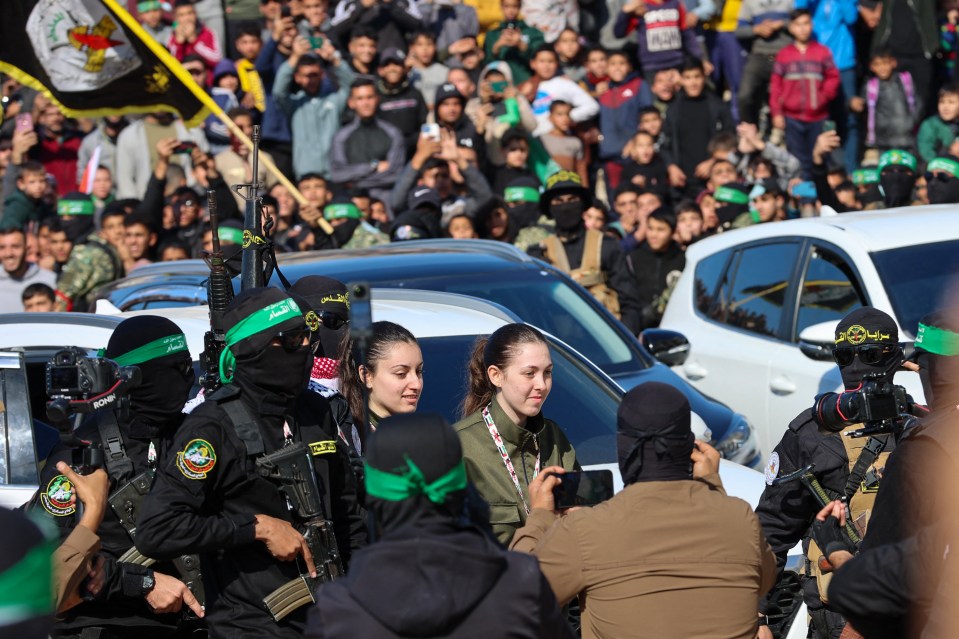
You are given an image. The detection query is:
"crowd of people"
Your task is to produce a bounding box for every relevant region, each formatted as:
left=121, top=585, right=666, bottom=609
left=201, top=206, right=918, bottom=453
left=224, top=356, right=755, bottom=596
left=2, top=0, right=958, bottom=325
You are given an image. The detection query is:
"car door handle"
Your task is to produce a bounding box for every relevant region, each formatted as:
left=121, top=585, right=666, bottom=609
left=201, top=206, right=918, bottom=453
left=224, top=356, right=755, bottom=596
left=770, top=376, right=797, bottom=395
left=683, top=362, right=708, bottom=380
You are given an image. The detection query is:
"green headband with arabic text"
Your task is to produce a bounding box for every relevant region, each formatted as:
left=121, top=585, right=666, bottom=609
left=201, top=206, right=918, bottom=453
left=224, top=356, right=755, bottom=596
left=915, top=322, right=959, bottom=356
left=112, top=333, right=188, bottom=366
left=219, top=298, right=303, bottom=383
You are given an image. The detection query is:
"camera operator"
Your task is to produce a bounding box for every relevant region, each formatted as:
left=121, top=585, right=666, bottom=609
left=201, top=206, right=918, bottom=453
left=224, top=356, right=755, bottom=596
left=26, top=316, right=203, bottom=638
left=817, top=309, right=959, bottom=638
left=755, top=307, right=922, bottom=639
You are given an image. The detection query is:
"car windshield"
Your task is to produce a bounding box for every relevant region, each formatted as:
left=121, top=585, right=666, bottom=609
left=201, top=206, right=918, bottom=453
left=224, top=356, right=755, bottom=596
left=417, top=335, right=619, bottom=466
left=379, top=270, right=642, bottom=375
left=870, top=240, right=959, bottom=337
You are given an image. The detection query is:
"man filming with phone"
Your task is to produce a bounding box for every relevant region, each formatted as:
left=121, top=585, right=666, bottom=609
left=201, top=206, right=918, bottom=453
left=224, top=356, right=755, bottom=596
left=511, top=381, right=776, bottom=639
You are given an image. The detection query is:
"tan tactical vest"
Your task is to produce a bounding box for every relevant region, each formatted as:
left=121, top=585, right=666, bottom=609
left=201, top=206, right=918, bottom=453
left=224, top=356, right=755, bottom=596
left=807, top=424, right=892, bottom=603
left=543, top=229, right=621, bottom=319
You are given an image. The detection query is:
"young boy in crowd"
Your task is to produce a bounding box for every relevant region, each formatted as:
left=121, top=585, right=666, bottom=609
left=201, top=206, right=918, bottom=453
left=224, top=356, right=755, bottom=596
left=850, top=48, right=920, bottom=161
left=598, top=50, right=653, bottom=190
left=917, top=82, right=959, bottom=162
left=21, top=282, right=55, bottom=312
left=443, top=212, right=479, bottom=239
left=638, top=106, right=666, bottom=149
left=732, top=179, right=785, bottom=227
left=347, top=28, right=378, bottom=76
left=137, top=0, right=172, bottom=44
left=583, top=198, right=610, bottom=233
left=621, top=131, right=669, bottom=197
left=540, top=101, right=588, bottom=182
left=234, top=24, right=267, bottom=116
left=664, top=58, right=735, bottom=192
left=770, top=9, right=840, bottom=179
left=409, top=31, right=450, bottom=111
left=493, top=128, right=538, bottom=194
left=1, top=162, right=52, bottom=230
left=627, top=207, right=686, bottom=329
left=584, top=47, right=610, bottom=97
left=615, top=0, right=705, bottom=82
left=124, top=213, right=158, bottom=272
left=674, top=200, right=704, bottom=248
left=522, top=45, right=599, bottom=137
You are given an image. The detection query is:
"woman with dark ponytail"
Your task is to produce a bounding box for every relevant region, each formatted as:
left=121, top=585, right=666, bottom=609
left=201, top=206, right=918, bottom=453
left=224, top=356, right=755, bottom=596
left=338, top=321, right=424, bottom=438
left=453, top=323, right=578, bottom=545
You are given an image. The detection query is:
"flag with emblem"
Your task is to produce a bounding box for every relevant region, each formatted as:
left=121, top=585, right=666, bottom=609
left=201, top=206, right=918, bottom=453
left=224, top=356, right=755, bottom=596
left=0, top=0, right=210, bottom=126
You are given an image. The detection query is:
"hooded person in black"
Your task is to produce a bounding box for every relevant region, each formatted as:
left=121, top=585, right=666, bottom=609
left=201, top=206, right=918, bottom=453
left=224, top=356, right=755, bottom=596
left=306, top=413, right=573, bottom=639
left=823, top=309, right=959, bottom=639
left=755, top=307, right=920, bottom=639
left=389, top=187, right=443, bottom=240
left=136, top=288, right=366, bottom=639
left=876, top=149, right=918, bottom=209
left=527, top=170, right=642, bottom=333
left=924, top=155, right=959, bottom=205
left=27, top=315, right=201, bottom=638
left=712, top=182, right=751, bottom=232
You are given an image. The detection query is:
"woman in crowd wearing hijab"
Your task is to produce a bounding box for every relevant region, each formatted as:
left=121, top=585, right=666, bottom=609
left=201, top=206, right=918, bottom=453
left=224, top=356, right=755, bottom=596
left=338, top=321, right=424, bottom=436
left=453, top=323, right=578, bottom=545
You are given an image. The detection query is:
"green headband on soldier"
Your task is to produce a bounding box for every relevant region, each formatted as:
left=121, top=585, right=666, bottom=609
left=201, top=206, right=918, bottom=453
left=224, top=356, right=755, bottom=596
left=364, top=455, right=467, bottom=504
left=503, top=186, right=540, bottom=203
left=57, top=199, right=95, bottom=216
left=852, top=168, right=879, bottom=185
left=877, top=149, right=917, bottom=174
left=218, top=226, right=244, bottom=245
left=0, top=535, right=54, bottom=623
left=219, top=298, right=303, bottom=383
left=713, top=185, right=750, bottom=205
left=927, top=157, right=959, bottom=178
left=113, top=334, right=188, bottom=366
left=915, top=322, right=959, bottom=356
left=323, top=203, right=362, bottom=221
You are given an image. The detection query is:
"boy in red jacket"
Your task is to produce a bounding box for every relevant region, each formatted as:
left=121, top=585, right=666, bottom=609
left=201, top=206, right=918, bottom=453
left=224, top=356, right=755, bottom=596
left=769, top=9, right=840, bottom=179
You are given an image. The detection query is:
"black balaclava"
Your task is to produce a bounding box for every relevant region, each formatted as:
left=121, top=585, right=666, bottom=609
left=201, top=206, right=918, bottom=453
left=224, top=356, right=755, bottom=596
left=58, top=191, right=96, bottom=243
left=365, top=413, right=466, bottom=535
left=290, top=276, right=350, bottom=359
left=926, top=157, right=959, bottom=204
left=540, top=170, right=589, bottom=235
left=223, top=288, right=312, bottom=407
left=105, top=315, right=194, bottom=426
left=713, top=183, right=751, bottom=228
left=834, top=307, right=902, bottom=390
left=617, top=382, right=695, bottom=485
left=332, top=218, right=361, bottom=247
left=913, top=309, right=959, bottom=411
left=503, top=176, right=541, bottom=230
left=879, top=170, right=916, bottom=208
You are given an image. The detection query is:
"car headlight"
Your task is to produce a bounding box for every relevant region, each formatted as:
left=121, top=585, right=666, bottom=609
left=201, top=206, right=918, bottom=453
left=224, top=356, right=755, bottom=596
left=716, top=415, right=758, bottom=464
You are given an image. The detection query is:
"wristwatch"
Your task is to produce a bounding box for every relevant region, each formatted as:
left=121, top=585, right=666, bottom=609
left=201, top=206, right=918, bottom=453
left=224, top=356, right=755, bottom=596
left=140, top=571, right=156, bottom=597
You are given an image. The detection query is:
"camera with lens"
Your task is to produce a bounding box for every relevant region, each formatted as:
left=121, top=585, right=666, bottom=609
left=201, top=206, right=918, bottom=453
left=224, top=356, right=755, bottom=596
left=45, top=347, right=142, bottom=473
left=844, top=373, right=911, bottom=438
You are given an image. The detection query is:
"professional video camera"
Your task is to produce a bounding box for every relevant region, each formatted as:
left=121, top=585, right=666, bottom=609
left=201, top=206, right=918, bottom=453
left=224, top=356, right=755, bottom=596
left=45, top=347, right=141, bottom=473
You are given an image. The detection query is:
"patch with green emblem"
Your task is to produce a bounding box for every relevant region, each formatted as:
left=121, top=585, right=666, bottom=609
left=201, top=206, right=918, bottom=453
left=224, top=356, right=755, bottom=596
left=177, top=438, right=216, bottom=479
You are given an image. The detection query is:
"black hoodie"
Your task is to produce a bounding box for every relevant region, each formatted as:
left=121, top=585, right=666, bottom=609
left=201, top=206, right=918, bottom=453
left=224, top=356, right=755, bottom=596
left=307, top=520, right=573, bottom=638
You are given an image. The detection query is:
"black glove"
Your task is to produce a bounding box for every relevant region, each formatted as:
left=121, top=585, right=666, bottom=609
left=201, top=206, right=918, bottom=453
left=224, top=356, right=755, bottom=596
left=811, top=514, right=856, bottom=557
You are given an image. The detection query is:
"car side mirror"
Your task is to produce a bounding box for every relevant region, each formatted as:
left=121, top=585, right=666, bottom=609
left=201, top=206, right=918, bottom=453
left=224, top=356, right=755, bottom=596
left=798, top=321, right=838, bottom=362
left=640, top=329, right=690, bottom=367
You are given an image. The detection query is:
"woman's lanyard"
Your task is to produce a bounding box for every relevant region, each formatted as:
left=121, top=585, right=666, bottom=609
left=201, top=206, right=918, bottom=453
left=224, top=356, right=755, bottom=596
left=482, top=404, right=540, bottom=515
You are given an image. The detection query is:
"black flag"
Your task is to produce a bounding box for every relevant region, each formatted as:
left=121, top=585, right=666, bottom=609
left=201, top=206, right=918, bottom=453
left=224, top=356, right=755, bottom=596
left=0, top=0, right=210, bottom=126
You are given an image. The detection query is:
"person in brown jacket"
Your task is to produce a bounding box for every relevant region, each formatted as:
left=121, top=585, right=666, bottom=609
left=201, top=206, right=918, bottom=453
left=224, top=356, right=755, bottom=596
left=511, top=381, right=777, bottom=639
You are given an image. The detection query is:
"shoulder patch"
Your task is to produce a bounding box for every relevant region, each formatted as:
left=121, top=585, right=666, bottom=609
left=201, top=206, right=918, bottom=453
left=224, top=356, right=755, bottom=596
left=41, top=474, right=77, bottom=516
left=764, top=452, right=780, bottom=486
left=177, top=438, right=217, bottom=479
left=310, top=440, right=337, bottom=456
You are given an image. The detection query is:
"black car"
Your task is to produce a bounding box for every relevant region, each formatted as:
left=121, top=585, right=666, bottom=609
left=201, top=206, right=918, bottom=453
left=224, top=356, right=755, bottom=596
left=91, top=240, right=760, bottom=467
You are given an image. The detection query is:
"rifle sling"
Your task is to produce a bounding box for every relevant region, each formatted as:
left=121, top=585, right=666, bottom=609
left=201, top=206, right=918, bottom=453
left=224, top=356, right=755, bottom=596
left=97, top=410, right=134, bottom=483
left=218, top=394, right=266, bottom=457
left=843, top=436, right=885, bottom=501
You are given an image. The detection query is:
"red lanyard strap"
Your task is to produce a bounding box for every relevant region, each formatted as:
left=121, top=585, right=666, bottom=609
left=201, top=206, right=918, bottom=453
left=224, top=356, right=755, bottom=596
left=482, top=404, right=540, bottom=516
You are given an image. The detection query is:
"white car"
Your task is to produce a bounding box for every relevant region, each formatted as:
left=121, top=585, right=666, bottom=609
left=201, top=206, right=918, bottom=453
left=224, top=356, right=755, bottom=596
left=661, top=206, right=958, bottom=462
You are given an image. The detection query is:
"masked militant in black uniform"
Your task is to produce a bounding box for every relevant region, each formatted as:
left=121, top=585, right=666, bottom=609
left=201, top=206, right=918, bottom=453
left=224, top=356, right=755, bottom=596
left=135, top=288, right=367, bottom=639
left=756, top=307, right=921, bottom=639
left=28, top=315, right=201, bottom=638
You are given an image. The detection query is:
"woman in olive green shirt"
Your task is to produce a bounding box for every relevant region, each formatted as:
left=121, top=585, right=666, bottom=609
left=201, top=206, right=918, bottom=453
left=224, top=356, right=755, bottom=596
left=453, top=323, right=578, bottom=545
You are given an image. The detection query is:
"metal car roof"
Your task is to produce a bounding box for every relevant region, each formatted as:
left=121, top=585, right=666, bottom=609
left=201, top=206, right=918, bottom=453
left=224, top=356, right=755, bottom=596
left=686, top=204, right=959, bottom=260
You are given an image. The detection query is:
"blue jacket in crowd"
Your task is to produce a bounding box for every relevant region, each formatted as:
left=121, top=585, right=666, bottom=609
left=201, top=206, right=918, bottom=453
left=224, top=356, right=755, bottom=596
left=794, top=0, right=858, bottom=71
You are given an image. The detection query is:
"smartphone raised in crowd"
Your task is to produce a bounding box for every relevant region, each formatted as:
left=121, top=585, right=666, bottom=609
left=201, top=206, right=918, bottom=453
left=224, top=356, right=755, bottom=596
left=490, top=81, right=508, bottom=93
left=309, top=36, right=324, bottom=49
left=421, top=123, right=441, bottom=142
left=15, top=113, right=33, bottom=133
left=552, top=469, right=615, bottom=509
left=172, top=141, right=198, bottom=154
left=822, top=120, right=837, bottom=133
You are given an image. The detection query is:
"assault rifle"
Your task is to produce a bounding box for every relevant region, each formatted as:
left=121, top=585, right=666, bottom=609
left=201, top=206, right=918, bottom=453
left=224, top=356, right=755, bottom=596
left=234, top=125, right=267, bottom=291
left=114, top=469, right=206, bottom=616
left=773, top=464, right=861, bottom=572
left=258, top=442, right=344, bottom=621
left=200, top=190, right=235, bottom=393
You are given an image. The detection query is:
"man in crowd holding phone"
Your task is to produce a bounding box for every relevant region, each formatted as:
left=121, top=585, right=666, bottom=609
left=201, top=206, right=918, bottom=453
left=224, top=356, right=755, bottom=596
left=511, top=381, right=776, bottom=639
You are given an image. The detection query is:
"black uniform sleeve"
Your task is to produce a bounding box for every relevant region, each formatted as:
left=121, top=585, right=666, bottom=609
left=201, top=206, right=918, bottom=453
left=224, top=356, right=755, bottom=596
left=754, top=428, right=819, bottom=609
left=135, top=417, right=257, bottom=560
left=601, top=237, right=642, bottom=335
left=828, top=523, right=944, bottom=631
left=327, top=438, right=368, bottom=566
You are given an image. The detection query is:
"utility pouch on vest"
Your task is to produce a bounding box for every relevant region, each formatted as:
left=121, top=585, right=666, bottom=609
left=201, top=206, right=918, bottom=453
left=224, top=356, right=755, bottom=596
left=544, top=230, right=621, bottom=318
left=257, top=442, right=344, bottom=621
